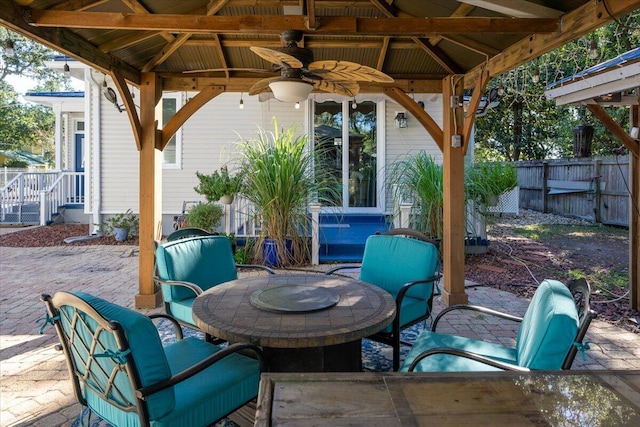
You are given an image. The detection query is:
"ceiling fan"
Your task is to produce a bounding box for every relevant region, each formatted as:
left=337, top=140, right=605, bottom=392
left=186, top=30, right=394, bottom=102
left=247, top=30, right=393, bottom=102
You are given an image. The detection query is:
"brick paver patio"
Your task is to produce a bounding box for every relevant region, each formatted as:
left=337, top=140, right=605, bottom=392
left=1, top=243, right=639, bottom=426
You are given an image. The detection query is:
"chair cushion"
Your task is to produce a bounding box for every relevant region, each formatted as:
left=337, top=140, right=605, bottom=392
left=378, top=295, right=428, bottom=334
left=156, top=236, right=238, bottom=302
left=71, top=292, right=174, bottom=423
left=360, top=235, right=438, bottom=300
left=166, top=299, right=195, bottom=325
left=399, top=330, right=518, bottom=372
left=156, top=337, right=262, bottom=427
left=516, top=279, right=579, bottom=370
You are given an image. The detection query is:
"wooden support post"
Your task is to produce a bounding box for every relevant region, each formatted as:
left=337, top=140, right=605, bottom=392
left=630, top=104, right=640, bottom=310
left=135, top=72, right=163, bottom=309
left=542, top=161, right=549, bottom=213
left=441, top=75, right=468, bottom=306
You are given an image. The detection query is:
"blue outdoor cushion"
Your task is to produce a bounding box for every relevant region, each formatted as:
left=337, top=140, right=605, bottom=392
left=400, top=331, right=518, bottom=372
left=379, top=295, right=428, bottom=334
left=70, top=292, right=174, bottom=423
left=156, top=236, right=238, bottom=302
left=399, top=279, right=579, bottom=372
left=360, top=235, right=438, bottom=300
left=515, top=279, right=579, bottom=369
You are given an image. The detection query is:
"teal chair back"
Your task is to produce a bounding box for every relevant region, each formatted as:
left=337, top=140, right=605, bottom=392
left=42, top=292, right=174, bottom=425
left=360, top=234, right=439, bottom=300
left=156, top=235, right=238, bottom=302
left=515, top=279, right=580, bottom=369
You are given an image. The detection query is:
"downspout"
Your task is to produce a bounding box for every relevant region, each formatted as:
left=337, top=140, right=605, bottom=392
left=86, top=69, right=102, bottom=234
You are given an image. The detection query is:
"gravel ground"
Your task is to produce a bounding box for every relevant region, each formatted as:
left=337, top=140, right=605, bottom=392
left=1, top=211, right=638, bottom=333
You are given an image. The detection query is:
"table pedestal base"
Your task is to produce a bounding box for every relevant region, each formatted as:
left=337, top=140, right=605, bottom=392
left=263, top=339, right=362, bottom=372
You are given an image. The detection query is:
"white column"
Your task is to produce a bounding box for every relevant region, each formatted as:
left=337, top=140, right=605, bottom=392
left=53, top=105, right=63, bottom=171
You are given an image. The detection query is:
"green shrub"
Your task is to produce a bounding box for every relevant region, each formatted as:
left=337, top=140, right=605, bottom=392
left=185, top=202, right=224, bottom=232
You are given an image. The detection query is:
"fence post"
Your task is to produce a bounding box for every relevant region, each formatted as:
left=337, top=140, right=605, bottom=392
left=542, top=161, right=549, bottom=213
left=594, top=159, right=602, bottom=223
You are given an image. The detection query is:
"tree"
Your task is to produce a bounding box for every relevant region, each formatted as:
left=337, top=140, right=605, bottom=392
left=1, top=28, right=70, bottom=166
left=475, top=10, right=640, bottom=161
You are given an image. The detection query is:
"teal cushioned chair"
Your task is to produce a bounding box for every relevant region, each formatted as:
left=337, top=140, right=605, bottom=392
left=154, top=235, right=273, bottom=341
left=41, top=291, right=267, bottom=427
left=326, top=229, right=441, bottom=371
left=401, top=279, right=596, bottom=372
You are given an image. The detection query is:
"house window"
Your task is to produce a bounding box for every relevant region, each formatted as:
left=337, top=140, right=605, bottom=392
left=159, top=93, right=182, bottom=168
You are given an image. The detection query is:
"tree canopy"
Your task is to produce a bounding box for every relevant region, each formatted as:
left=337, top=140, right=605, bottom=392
left=1, top=28, right=70, bottom=166
left=474, top=10, right=640, bottom=161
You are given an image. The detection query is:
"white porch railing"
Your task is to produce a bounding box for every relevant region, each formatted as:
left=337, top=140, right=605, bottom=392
left=39, top=172, right=85, bottom=225
left=0, top=171, right=84, bottom=225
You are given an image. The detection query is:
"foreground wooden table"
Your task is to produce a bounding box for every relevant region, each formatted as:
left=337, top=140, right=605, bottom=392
left=256, top=371, right=640, bottom=426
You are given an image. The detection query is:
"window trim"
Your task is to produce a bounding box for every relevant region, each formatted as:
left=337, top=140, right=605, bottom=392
left=158, top=92, right=183, bottom=169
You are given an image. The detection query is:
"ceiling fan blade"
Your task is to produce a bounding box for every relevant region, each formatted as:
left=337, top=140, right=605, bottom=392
left=313, top=79, right=360, bottom=97
left=250, top=46, right=303, bottom=68
left=309, top=61, right=394, bottom=83
left=249, top=76, right=279, bottom=95
left=183, top=67, right=274, bottom=74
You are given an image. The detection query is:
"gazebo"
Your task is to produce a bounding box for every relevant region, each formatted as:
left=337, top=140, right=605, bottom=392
left=1, top=0, right=638, bottom=309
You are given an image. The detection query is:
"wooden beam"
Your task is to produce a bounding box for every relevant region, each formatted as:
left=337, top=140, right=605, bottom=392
left=27, top=11, right=561, bottom=35
left=305, top=0, right=317, bottom=30
left=412, top=37, right=463, bottom=75
left=135, top=72, right=163, bottom=309
left=441, top=75, right=468, bottom=306
left=465, top=0, right=640, bottom=88
left=383, top=87, right=443, bottom=150
left=161, top=86, right=225, bottom=149
left=0, top=0, right=140, bottom=85
left=630, top=103, right=640, bottom=310
left=110, top=70, right=143, bottom=150
left=376, top=37, right=390, bottom=71
left=52, top=0, right=108, bottom=11
left=429, top=3, right=475, bottom=46
left=142, top=33, right=191, bottom=73
left=586, top=104, right=639, bottom=157
left=438, top=34, right=501, bottom=57
left=120, top=0, right=175, bottom=43
left=457, top=0, right=563, bottom=18
left=462, top=68, right=489, bottom=154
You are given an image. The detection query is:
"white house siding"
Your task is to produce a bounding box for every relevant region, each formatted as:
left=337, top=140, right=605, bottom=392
left=384, top=96, right=444, bottom=211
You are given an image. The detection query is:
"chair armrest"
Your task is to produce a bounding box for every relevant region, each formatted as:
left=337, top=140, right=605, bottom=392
left=325, top=264, right=361, bottom=275
left=406, top=347, right=530, bottom=373
left=149, top=313, right=184, bottom=340
left=236, top=264, right=276, bottom=274
left=136, top=342, right=268, bottom=399
left=432, top=304, right=523, bottom=331
left=152, top=276, right=204, bottom=296
left=395, top=274, right=442, bottom=304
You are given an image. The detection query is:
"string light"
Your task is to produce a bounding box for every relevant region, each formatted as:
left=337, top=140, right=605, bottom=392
left=239, top=93, right=244, bottom=109
left=294, top=101, right=300, bottom=109
left=532, top=68, right=540, bottom=84
left=63, top=58, right=70, bottom=77
left=4, top=39, right=15, bottom=57
left=352, top=99, right=358, bottom=109
left=589, top=39, right=599, bottom=60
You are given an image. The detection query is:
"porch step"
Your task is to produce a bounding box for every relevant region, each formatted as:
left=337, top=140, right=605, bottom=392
left=0, top=203, right=40, bottom=224
left=318, top=214, right=390, bottom=263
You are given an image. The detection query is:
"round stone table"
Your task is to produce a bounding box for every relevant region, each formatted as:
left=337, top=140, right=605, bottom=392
left=192, top=274, right=396, bottom=372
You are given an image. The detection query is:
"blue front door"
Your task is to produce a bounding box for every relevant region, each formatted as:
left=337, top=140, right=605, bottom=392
left=74, top=133, right=85, bottom=200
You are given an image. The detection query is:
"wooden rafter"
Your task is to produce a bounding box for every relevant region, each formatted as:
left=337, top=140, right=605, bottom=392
left=412, top=38, right=463, bottom=75
left=464, top=0, right=640, bottom=88
left=120, top=0, right=175, bottom=43
left=458, top=0, right=563, bottom=18
left=587, top=104, right=639, bottom=158
left=429, top=3, right=475, bottom=46
left=27, top=11, right=561, bottom=35
left=305, top=0, right=317, bottom=30
left=99, top=31, right=161, bottom=53
left=52, top=0, right=108, bottom=11
left=438, top=35, right=500, bottom=57
left=376, top=37, right=390, bottom=71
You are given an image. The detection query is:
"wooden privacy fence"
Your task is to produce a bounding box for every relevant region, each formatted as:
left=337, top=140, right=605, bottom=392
left=515, top=155, right=630, bottom=227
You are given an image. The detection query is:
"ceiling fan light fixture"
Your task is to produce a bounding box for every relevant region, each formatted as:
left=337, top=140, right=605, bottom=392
left=269, top=80, right=313, bottom=103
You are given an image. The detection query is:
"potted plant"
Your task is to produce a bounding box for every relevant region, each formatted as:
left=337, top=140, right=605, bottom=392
left=102, top=209, right=139, bottom=241
left=184, top=202, right=224, bottom=233
left=194, top=165, right=244, bottom=204
left=238, top=119, right=338, bottom=267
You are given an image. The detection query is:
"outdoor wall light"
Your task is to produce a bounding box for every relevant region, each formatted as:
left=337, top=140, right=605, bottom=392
left=4, top=39, right=15, bottom=57
left=395, top=112, right=408, bottom=128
